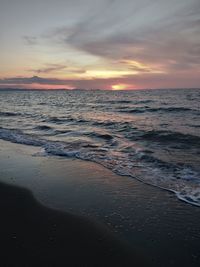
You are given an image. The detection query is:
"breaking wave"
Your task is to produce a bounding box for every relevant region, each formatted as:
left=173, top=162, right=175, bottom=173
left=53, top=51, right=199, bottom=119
left=0, top=89, right=199, bottom=207
left=0, top=126, right=199, bottom=207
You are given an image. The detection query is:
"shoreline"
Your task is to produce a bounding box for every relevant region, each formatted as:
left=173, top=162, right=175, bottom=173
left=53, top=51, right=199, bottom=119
left=1, top=140, right=200, bottom=266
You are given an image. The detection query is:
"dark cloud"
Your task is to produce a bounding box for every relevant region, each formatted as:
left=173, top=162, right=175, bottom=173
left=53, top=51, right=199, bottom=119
left=30, top=64, right=67, bottom=74
left=0, top=76, right=66, bottom=85
left=1, top=0, right=200, bottom=89
left=28, top=64, right=86, bottom=75
left=23, top=36, right=38, bottom=45
left=49, top=0, right=200, bottom=72
left=0, top=71, right=199, bottom=90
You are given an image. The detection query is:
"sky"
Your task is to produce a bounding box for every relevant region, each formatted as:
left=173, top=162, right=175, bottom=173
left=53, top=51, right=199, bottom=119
left=0, top=0, right=200, bottom=90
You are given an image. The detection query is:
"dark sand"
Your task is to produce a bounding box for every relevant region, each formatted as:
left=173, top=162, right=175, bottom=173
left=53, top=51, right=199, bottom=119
left=0, top=140, right=200, bottom=266
left=0, top=181, right=144, bottom=266
left=0, top=140, right=145, bottom=266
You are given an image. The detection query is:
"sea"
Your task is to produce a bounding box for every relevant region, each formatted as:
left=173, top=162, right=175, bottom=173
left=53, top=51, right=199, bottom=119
left=0, top=88, right=199, bottom=206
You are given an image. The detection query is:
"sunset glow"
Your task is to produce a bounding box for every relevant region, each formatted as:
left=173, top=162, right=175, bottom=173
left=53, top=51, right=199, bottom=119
left=0, top=0, right=199, bottom=89
left=111, top=84, right=132, bottom=90
left=84, top=70, right=135, bottom=79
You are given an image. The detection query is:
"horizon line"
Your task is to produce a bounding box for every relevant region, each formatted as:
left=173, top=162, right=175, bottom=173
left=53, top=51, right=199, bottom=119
left=0, top=87, right=200, bottom=91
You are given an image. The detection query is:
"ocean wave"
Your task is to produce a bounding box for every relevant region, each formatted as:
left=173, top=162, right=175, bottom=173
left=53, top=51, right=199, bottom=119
left=176, top=188, right=200, bottom=207
left=125, top=129, right=200, bottom=148
left=47, top=116, right=75, bottom=124
left=0, top=127, right=199, bottom=206
left=104, top=100, right=132, bottom=104
left=104, top=99, right=154, bottom=105
left=188, top=124, right=200, bottom=128
left=118, top=107, right=145, bottom=113
left=0, top=111, right=21, bottom=117
left=151, top=107, right=193, bottom=112
left=140, top=130, right=200, bottom=146
left=87, top=132, right=113, bottom=141
left=0, top=128, right=45, bottom=146
left=37, top=102, right=46, bottom=105
left=34, top=125, right=53, bottom=131
left=137, top=100, right=154, bottom=104
left=118, top=106, right=197, bottom=114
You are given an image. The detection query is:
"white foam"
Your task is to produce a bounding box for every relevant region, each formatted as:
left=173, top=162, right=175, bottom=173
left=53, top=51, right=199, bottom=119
left=0, top=127, right=200, bottom=207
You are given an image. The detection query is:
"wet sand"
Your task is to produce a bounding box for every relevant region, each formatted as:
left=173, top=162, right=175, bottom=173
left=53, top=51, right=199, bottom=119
left=0, top=140, right=200, bottom=266
left=0, top=181, right=141, bottom=266
left=0, top=140, right=143, bottom=266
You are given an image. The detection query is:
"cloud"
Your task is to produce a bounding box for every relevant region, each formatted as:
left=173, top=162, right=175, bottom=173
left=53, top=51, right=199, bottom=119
left=30, top=64, right=67, bottom=74
left=1, top=0, right=200, bottom=89
left=0, top=71, right=199, bottom=90
left=23, top=36, right=38, bottom=46
left=0, top=76, right=66, bottom=85
left=47, top=0, right=200, bottom=73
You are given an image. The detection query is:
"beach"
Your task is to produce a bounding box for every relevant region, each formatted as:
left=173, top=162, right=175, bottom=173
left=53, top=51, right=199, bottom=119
left=1, top=0, right=200, bottom=265
left=0, top=140, right=142, bottom=266
left=0, top=139, right=200, bottom=266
